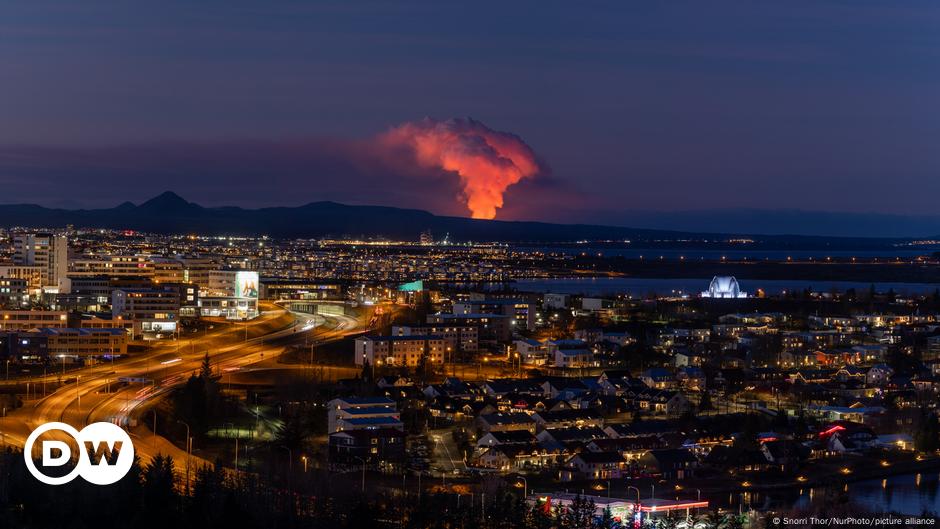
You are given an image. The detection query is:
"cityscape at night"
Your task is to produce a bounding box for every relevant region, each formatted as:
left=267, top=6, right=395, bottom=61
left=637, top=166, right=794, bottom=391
left=1, top=2, right=940, bottom=529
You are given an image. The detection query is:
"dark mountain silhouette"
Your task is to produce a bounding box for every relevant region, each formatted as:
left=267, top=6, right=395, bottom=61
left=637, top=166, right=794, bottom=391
left=0, top=191, right=921, bottom=246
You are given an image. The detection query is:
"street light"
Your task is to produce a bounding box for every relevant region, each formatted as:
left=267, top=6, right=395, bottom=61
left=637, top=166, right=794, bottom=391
left=301, top=455, right=308, bottom=473
left=627, top=485, right=641, bottom=518
left=177, top=420, right=192, bottom=490
left=353, top=456, right=366, bottom=493
left=515, top=476, right=528, bottom=498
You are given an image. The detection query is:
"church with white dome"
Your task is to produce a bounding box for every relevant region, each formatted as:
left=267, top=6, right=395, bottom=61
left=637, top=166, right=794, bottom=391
left=701, top=276, right=748, bottom=298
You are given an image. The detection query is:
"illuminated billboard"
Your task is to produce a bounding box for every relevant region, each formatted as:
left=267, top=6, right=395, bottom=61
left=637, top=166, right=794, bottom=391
left=235, top=271, right=259, bottom=299
left=398, top=280, right=424, bottom=292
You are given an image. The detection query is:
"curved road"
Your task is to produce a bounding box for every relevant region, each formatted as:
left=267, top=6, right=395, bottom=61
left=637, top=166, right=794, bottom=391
left=1, top=303, right=364, bottom=470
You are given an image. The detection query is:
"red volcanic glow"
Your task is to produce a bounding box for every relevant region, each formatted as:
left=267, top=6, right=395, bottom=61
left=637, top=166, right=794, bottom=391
left=379, top=118, right=541, bottom=219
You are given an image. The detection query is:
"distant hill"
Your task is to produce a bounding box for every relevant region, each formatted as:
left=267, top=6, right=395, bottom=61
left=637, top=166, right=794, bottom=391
left=0, top=191, right=923, bottom=247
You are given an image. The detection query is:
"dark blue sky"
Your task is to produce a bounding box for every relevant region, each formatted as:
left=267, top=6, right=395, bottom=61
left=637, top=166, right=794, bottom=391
left=1, top=1, right=938, bottom=229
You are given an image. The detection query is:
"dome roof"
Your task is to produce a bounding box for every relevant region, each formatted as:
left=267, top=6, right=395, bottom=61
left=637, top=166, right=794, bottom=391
left=702, top=276, right=747, bottom=298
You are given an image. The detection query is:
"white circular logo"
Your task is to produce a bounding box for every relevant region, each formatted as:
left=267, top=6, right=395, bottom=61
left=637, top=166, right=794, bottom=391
left=24, top=422, right=135, bottom=486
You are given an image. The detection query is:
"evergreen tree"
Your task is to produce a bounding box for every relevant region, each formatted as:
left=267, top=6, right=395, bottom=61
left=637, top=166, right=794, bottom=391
left=701, top=508, right=725, bottom=529
left=596, top=506, right=616, bottom=529
left=142, top=454, right=179, bottom=527
left=562, top=495, right=596, bottom=529
left=724, top=513, right=745, bottom=529
left=915, top=411, right=940, bottom=452
left=416, top=340, right=432, bottom=385
left=698, top=390, right=713, bottom=411
left=656, top=510, right=682, bottom=529
left=200, top=351, right=212, bottom=379
left=528, top=500, right=554, bottom=529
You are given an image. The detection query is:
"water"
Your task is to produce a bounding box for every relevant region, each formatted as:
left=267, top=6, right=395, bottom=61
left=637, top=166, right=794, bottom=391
left=707, top=473, right=940, bottom=516
left=791, top=472, right=940, bottom=516
left=512, top=277, right=940, bottom=297
left=519, top=247, right=937, bottom=261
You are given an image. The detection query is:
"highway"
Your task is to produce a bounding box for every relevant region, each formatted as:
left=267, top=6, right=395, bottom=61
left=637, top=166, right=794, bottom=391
left=0, top=302, right=366, bottom=471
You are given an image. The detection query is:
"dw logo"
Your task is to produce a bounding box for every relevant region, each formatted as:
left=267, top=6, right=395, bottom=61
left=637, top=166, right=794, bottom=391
left=24, top=422, right=135, bottom=485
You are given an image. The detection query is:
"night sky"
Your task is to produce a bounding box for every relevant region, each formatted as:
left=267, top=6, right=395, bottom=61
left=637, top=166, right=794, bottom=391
left=1, top=1, right=938, bottom=232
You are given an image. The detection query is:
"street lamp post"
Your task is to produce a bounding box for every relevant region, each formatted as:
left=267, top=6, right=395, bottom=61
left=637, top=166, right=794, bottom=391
left=517, top=476, right=528, bottom=498
left=627, top=486, right=641, bottom=521
left=177, top=420, right=191, bottom=490
left=353, top=456, right=366, bottom=493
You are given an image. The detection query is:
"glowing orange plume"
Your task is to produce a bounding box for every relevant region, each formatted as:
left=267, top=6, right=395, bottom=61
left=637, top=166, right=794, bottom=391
left=378, top=118, right=540, bottom=219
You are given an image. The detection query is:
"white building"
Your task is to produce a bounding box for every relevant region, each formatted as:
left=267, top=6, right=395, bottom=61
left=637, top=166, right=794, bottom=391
left=112, top=288, right=180, bottom=338
left=327, top=397, right=400, bottom=433
left=354, top=335, right=446, bottom=367
left=68, top=255, right=154, bottom=279
left=554, top=348, right=595, bottom=368
left=14, top=233, right=69, bottom=294
left=701, top=276, right=747, bottom=298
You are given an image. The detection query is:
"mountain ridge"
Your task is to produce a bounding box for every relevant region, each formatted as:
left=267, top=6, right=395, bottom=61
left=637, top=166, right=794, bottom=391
left=0, top=192, right=929, bottom=246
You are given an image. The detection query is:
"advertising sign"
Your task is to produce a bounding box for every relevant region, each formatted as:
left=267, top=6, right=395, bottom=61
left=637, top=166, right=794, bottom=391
left=235, top=271, right=259, bottom=299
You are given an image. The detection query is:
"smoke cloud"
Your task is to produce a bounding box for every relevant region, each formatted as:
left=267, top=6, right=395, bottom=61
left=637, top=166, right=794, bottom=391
left=377, top=118, right=541, bottom=219
left=0, top=118, right=547, bottom=218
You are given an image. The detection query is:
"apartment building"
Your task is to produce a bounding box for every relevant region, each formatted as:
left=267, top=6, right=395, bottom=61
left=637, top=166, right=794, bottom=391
left=392, top=324, right=479, bottom=353
left=68, top=255, right=154, bottom=279
left=111, top=288, right=180, bottom=337
left=13, top=233, right=68, bottom=293
left=354, top=335, right=446, bottom=367
left=327, top=396, right=402, bottom=433
left=0, top=310, right=68, bottom=331
left=0, top=278, right=29, bottom=307
left=36, top=327, right=127, bottom=360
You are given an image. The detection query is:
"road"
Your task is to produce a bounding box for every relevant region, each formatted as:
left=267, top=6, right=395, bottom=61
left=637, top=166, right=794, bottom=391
left=0, top=302, right=365, bottom=472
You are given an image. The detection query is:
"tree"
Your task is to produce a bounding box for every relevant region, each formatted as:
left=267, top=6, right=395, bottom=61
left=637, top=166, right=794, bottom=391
left=274, top=409, right=309, bottom=451
left=915, top=411, right=940, bottom=452
left=361, top=359, right=373, bottom=385
left=699, top=390, right=713, bottom=412
left=596, top=506, right=616, bottom=529
left=656, top=510, right=682, bottom=529
left=190, top=463, right=227, bottom=526
left=562, top=495, right=596, bottom=529
left=723, top=513, right=745, bottom=529
left=700, top=508, right=725, bottom=529
left=793, top=410, right=809, bottom=438
left=142, top=454, right=179, bottom=526
left=733, top=414, right=760, bottom=450
left=528, top=500, right=554, bottom=529
left=200, top=351, right=213, bottom=379
left=416, top=341, right=432, bottom=385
